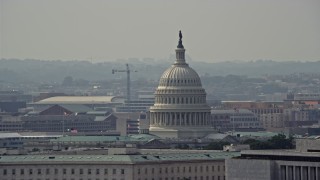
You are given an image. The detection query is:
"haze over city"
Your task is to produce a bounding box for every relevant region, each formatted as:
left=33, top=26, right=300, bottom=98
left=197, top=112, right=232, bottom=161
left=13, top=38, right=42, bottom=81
left=1, top=0, right=320, bottom=62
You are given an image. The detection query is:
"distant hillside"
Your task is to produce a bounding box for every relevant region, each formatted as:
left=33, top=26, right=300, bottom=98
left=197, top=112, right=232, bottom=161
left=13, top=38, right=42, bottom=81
left=1, top=58, right=320, bottom=84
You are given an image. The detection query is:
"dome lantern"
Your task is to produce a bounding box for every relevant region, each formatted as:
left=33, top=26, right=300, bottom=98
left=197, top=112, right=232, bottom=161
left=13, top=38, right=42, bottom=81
left=175, top=30, right=186, bottom=65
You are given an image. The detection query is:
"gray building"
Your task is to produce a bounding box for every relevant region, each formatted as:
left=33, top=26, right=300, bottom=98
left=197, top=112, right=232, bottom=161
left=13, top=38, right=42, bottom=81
left=0, top=151, right=238, bottom=180
left=226, top=138, right=320, bottom=180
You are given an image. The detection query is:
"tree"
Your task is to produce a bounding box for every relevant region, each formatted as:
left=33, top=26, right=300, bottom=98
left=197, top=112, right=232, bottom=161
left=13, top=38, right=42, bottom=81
left=204, top=141, right=230, bottom=150
left=268, top=134, right=294, bottom=149
left=62, top=76, right=73, bottom=86
left=242, top=134, right=294, bottom=150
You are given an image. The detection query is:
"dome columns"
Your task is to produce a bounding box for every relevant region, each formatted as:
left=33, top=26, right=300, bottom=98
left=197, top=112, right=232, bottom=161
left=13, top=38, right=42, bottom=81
left=150, top=111, right=210, bottom=127
left=175, top=48, right=186, bottom=64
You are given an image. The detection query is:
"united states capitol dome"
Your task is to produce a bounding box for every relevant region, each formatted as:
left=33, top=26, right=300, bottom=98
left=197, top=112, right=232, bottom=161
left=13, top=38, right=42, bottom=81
left=149, top=31, right=211, bottom=135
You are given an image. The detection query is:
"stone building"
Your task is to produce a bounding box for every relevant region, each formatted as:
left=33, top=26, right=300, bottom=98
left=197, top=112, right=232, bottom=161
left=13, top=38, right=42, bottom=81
left=149, top=32, right=214, bottom=138
left=226, top=138, right=320, bottom=180
left=0, top=151, right=238, bottom=180
left=211, top=109, right=262, bottom=131
left=260, top=113, right=285, bottom=131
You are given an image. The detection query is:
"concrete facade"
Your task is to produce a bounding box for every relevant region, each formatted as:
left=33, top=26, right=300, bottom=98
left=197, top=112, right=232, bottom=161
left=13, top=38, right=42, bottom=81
left=226, top=139, right=320, bottom=180
left=0, top=152, right=238, bottom=180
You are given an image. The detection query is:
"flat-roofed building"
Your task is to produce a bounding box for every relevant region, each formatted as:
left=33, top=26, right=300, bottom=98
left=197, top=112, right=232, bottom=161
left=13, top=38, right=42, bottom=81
left=211, top=109, right=262, bottom=131
left=260, top=113, right=285, bottom=131
left=30, top=96, right=124, bottom=111
left=222, top=101, right=284, bottom=116
left=0, top=151, right=238, bottom=180
left=226, top=138, right=320, bottom=180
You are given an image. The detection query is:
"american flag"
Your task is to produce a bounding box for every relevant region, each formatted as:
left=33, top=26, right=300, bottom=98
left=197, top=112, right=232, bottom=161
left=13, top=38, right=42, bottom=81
left=70, top=128, right=78, bottom=133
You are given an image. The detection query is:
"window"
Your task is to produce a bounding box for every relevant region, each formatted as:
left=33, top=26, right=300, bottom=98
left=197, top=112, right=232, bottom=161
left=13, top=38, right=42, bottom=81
left=29, top=169, right=33, bottom=175
left=212, top=166, right=215, bottom=172
left=152, top=168, right=154, bottom=174
left=63, top=169, right=66, bottom=175
left=144, top=168, right=147, bottom=174
left=46, top=168, right=50, bottom=175
left=71, top=169, right=75, bottom=174
left=121, top=169, right=125, bottom=175
left=217, top=166, right=220, bottom=172
left=113, top=169, right=116, bottom=174
left=96, top=169, right=100, bottom=175
left=80, top=169, right=83, bottom=175
left=88, top=169, right=92, bottom=175
left=104, top=169, right=108, bottom=175
left=20, top=169, right=24, bottom=175
left=54, top=169, right=58, bottom=174
left=12, top=169, right=16, bottom=175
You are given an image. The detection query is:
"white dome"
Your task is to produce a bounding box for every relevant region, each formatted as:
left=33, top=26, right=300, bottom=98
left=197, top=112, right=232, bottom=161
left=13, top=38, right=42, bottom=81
left=158, top=64, right=202, bottom=87
left=149, top=32, right=211, bottom=130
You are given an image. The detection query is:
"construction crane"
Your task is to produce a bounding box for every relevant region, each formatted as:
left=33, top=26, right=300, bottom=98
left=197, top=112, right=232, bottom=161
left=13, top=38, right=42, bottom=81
left=112, top=64, right=136, bottom=101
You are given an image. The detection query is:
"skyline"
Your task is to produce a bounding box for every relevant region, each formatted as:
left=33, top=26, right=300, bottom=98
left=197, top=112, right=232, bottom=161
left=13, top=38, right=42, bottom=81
left=1, top=0, right=320, bottom=63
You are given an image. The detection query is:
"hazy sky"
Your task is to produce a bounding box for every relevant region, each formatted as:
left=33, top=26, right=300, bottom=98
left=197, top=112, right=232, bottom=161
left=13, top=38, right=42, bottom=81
left=1, top=0, right=319, bottom=62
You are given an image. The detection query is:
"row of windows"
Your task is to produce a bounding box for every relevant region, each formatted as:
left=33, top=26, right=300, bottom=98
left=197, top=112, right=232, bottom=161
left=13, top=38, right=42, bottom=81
left=159, top=78, right=200, bottom=86
left=139, top=176, right=225, bottom=180
left=137, top=165, right=224, bottom=174
left=1, top=176, right=224, bottom=180
left=229, top=118, right=258, bottom=122
left=2, top=168, right=124, bottom=176
left=2, top=178, right=120, bottom=180
left=155, top=96, right=206, bottom=104
left=156, top=89, right=205, bottom=94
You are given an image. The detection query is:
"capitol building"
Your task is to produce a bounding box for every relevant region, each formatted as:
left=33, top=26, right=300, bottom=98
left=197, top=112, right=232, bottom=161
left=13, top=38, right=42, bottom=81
left=149, top=32, right=215, bottom=138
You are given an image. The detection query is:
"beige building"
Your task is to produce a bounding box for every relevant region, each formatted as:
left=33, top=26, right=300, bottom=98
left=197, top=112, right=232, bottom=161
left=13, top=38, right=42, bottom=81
left=0, top=151, right=238, bottom=180
left=211, top=109, right=261, bottom=131
left=149, top=32, right=214, bottom=138
left=260, top=113, right=285, bottom=131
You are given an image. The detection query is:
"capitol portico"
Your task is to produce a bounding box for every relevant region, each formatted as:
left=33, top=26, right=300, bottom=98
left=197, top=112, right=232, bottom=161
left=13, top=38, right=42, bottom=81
left=149, top=31, right=215, bottom=138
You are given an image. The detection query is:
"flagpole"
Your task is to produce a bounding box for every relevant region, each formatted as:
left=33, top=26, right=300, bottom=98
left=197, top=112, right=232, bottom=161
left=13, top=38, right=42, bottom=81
left=63, top=114, right=65, bottom=137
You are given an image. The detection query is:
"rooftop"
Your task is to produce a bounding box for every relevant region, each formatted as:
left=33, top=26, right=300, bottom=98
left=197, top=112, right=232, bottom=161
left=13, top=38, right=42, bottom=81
left=50, top=134, right=160, bottom=143
left=35, top=96, right=117, bottom=104
left=0, top=152, right=239, bottom=164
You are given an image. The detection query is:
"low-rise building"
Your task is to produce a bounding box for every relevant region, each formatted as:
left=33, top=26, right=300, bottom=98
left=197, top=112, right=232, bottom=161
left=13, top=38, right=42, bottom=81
left=260, top=113, right=285, bottom=131
left=226, top=138, right=320, bottom=180
left=0, top=151, right=239, bottom=180
left=211, top=109, right=262, bottom=131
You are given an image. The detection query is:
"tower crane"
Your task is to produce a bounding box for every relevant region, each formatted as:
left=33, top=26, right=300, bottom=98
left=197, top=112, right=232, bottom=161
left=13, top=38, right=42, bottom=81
left=112, top=64, right=136, bottom=101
